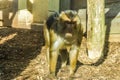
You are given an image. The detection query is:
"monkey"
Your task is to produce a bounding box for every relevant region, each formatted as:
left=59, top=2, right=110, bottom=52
left=43, top=10, right=83, bottom=77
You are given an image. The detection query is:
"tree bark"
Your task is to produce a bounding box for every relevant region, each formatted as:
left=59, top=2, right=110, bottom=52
left=87, top=0, right=106, bottom=59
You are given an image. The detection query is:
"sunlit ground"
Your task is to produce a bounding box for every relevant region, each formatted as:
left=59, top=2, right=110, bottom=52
left=0, top=27, right=120, bottom=80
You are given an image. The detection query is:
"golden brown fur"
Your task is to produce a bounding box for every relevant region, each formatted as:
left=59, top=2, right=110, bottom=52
left=43, top=10, right=83, bottom=77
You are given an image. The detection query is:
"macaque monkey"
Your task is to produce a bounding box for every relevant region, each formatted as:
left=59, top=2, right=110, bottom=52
left=43, top=10, right=83, bottom=77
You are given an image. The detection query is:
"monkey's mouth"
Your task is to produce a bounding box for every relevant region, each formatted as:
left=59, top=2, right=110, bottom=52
left=65, top=33, right=73, bottom=38
left=64, top=33, right=75, bottom=43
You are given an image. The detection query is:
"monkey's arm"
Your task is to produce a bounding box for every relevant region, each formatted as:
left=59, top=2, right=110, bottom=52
left=43, top=21, right=50, bottom=47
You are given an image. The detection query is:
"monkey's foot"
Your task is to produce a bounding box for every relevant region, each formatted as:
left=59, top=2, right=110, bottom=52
left=61, top=62, right=67, bottom=68
left=45, top=73, right=57, bottom=80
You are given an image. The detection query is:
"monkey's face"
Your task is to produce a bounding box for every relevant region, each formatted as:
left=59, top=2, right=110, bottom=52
left=58, top=10, right=80, bottom=43
left=62, top=20, right=77, bottom=41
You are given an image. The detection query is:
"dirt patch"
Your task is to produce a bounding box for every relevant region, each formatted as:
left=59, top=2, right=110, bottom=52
left=0, top=27, right=120, bottom=80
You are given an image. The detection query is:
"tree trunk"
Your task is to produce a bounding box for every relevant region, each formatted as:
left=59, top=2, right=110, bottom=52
left=87, top=0, right=106, bottom=59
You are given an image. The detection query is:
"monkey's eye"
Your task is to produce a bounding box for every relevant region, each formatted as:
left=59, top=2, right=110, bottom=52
left=64, top=21, right=70, bottom=24
left=64, top=21, right=76, bottom=24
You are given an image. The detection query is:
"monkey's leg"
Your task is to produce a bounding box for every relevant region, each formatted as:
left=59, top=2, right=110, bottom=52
left=69, top=47, right=78, bottom=75
left=60, top=49, right=68, bottom=68
left=43, top=21, right=50, bottom=64
left=49, top=50, right=59, bottom=76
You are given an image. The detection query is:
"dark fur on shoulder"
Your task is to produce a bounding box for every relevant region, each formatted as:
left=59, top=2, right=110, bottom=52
left=46, top=12, right=59, bottom=30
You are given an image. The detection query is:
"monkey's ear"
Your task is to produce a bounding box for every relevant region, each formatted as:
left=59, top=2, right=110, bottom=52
left=59, top=11, right=70, bottom=21
left=73, top=16, right=79, bottom=22
left=53, top=13, right=59, bottom=21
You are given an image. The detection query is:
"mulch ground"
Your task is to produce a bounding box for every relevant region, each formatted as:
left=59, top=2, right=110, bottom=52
left=0, top=27, right=120, bottom=80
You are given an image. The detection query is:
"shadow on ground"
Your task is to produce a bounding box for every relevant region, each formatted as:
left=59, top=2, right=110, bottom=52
left=0, top=27, right=44, bottom=80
